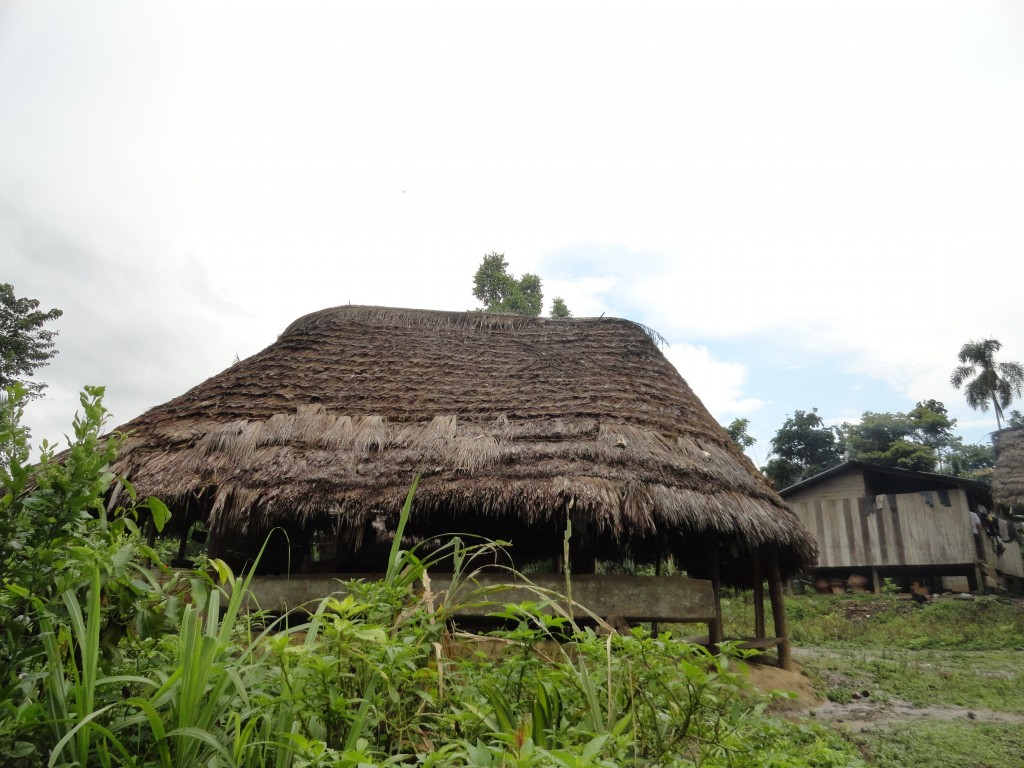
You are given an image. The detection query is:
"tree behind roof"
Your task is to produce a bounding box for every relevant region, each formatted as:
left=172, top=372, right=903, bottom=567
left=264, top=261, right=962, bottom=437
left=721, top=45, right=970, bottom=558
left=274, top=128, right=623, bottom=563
left=0, top=283, right=63, bottom=399
left=839, top=400, right=956, bottom=473
left=762, top=408, right=843, bottom=489
left=472, top=252, right=543, bottom=316
left=549, top=296, right=572, bottom=318
left=724, top=417, right=756, bottom=450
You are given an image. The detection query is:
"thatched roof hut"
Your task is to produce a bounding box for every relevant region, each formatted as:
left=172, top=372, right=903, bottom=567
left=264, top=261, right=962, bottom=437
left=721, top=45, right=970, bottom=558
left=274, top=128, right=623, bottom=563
left=110, top=306, right=815, bottom=586
left=993, top=426, right=1024, bottom=515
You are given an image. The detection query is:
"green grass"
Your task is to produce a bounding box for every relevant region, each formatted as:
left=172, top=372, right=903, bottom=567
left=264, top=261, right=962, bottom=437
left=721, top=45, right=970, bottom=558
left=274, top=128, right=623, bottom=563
left=699, top=591, right=1024, bottom=651
left=797, top=649, right=1024, bottom=712
left=666, top=591, right=1024, bottom=767
left=852, top=722, right=1024, bottom=768
left=773, top=594, right=1024, bottom=768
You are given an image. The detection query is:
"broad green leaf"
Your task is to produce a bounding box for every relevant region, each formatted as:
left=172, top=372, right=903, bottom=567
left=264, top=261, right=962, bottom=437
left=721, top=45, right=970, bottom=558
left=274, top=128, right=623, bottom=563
left=143, top=496, right=171, bottom=531
left=208, top=557, right=234, bottom=586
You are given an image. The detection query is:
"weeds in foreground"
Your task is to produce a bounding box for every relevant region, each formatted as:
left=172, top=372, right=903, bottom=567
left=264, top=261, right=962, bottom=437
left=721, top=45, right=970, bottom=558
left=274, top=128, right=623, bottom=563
left=0, top=387, right=864, bottom=767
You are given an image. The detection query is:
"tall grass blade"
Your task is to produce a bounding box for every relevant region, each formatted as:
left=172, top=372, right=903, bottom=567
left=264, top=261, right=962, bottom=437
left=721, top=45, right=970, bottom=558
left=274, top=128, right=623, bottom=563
left=482, top=684, right=518, bottom=737
left=39, top=618, right=70, bottom=749
left=343, top=670, right=381, bottom=752
left=43, top=567, right=108, bottom=766
left=385, top=469, right=422, bottom=585
left=574, top=657, right=606, bottom=734
left=47, top=703, right=117, bottom=768
left=121, top=697, right=171, bottom=768
left=165, top=726, right=236, bottom=764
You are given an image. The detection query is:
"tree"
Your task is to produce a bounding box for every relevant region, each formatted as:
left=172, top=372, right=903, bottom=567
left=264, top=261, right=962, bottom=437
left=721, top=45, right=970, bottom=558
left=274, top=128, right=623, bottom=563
left=762, top=408, right=843, bottom=490
left=908, top=399, right=956, bottom=453
left=0, top=283, right=63, bottom=398
left=550, top=297, right=572, bottom=318
left=472, top=252, right=543, bottom=316
left=944, top=437, right=995, bottom=482
left=1006, top=410, right=1024, bottom=429
left=839, top=401, right=956, bottom=473
left=840, top=411, right=921, bottom=470
left=950, top=338, right=1024, bottom=431
left=724, top=417, right=756, bottom=450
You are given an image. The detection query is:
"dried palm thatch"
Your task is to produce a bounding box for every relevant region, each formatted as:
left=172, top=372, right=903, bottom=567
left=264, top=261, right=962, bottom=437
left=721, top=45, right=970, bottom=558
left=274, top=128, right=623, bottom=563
left=993, top=426, right=1024, bottom=512
left=110, top=306, right=816, bottom=584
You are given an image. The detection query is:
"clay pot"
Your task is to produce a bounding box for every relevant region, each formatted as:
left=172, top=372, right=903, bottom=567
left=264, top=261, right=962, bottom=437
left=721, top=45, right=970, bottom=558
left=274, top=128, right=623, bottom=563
left=847, top=573, right=869, bottom=593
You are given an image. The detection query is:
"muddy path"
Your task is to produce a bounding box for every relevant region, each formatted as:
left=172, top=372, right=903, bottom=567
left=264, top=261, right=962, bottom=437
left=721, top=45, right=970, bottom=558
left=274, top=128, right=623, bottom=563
left=801, top=698, right=1024, bottom=733
left=745, top=647, right=1024, bottom=733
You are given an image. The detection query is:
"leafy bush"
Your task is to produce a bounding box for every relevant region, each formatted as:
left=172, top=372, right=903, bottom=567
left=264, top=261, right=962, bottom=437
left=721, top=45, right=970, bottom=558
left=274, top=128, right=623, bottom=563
left=1, top=386, right=172, bottom=763
left=0, top=386, right=865, bottom=767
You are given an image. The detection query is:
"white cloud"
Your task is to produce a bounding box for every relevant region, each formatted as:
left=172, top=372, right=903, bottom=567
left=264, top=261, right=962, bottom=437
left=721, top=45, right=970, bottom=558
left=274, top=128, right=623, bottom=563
left=3, top=1, right=1023, bottom=453
left=662, top=343, right=765, bottom=421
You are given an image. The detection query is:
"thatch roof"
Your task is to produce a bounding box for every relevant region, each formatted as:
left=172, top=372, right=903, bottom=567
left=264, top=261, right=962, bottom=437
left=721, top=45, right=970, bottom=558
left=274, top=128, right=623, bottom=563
left=993, top=426, right=1024, bottom=513
left=109, top=306, right=816, bottom=583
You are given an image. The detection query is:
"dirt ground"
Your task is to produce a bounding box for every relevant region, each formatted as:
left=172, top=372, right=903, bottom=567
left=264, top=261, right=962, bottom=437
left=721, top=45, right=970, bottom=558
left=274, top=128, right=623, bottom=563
left=744, top=651, right=1024, bottom=733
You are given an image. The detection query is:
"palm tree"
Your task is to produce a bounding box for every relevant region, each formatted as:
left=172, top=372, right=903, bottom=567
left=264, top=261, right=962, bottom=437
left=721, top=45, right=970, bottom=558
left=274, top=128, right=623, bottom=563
left=950, top=338, right=1024, bottom=431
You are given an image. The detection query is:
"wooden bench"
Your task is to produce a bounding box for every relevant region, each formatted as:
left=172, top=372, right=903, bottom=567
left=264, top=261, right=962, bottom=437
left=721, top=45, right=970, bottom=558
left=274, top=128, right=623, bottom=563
left=241, top=572, right=718, bottom=625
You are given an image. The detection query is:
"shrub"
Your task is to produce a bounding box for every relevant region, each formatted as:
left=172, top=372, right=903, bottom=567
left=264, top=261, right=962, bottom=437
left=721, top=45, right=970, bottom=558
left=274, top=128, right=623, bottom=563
left=0, top=386, right=865, bottom=767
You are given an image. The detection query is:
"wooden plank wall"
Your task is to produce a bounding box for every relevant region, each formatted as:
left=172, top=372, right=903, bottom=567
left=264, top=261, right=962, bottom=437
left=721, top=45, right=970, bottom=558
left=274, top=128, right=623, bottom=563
left=785, top=471, right=865, bottom=506
left=791, top=490, right=975, bottom=568
left=986, top=521, right=1024, bottom=578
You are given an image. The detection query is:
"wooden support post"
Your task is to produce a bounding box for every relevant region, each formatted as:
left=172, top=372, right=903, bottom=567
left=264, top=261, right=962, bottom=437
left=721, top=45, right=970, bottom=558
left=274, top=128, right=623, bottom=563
left=173, top=528, right=191, bottom=569
left=652, top=558, right=663, bottom=636
left=709, top=545, right=723, bottom=648
left=142, top=515, right=158, bottom=568
left=871, top=567, right=881, bottom=594
left=767, top=552, right=791, bottom=670
left=752, top=553, right=766, bottom=639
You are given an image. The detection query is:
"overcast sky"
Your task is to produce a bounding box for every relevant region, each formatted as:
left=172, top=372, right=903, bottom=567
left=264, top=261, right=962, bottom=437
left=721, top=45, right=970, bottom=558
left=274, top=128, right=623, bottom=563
left=2, top=1, right=1023, bottom=464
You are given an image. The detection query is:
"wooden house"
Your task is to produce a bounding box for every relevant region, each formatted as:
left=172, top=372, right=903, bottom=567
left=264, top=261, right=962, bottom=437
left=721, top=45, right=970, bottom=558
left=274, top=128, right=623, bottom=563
left=780, top=461, right=1023, bottom=593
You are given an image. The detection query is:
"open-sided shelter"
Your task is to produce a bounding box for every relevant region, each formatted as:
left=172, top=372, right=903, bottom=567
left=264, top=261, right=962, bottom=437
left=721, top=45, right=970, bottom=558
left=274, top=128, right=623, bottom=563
left=109, top=306, right=816, bottom=662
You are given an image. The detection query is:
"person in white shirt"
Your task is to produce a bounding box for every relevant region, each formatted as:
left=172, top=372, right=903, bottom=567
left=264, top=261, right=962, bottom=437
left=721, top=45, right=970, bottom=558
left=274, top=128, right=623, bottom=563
left=970, top=509, right=983, bottom=559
